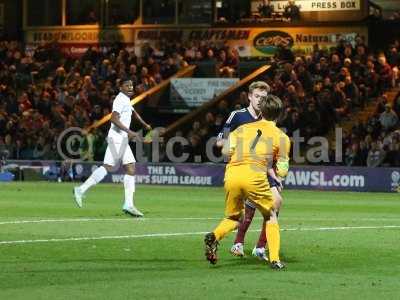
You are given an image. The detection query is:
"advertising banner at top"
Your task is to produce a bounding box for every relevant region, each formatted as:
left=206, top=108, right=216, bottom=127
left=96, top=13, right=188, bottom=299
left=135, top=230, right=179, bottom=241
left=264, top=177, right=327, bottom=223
left=135, top=27, right=367, bottom=57
left=24, top=28, right=135, bottom=57
left=25, top=28, right=135, bottom=44
left=26, top=26, right=368, bottom=57
left=134, top=27, right=367, bottom=57
left=24, top=26, right=367, bottom=57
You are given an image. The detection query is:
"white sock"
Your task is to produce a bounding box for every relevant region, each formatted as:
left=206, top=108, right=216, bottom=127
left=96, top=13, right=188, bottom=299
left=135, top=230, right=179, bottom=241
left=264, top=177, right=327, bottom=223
left=80, top=166, right=108, bottom=194
left=123, top=174, right=135, bottom=208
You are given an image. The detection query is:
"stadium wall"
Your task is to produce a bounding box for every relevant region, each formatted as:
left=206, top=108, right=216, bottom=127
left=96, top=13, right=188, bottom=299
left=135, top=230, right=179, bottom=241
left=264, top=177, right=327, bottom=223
left=3, top=161, right=399, bottom=193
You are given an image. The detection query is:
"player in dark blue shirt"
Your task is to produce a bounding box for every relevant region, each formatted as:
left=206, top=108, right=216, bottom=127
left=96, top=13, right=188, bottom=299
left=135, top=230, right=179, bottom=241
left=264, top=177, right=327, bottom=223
left=216, top=81, right=284, bottom=262
left=217, top=107, right=259, bottom=141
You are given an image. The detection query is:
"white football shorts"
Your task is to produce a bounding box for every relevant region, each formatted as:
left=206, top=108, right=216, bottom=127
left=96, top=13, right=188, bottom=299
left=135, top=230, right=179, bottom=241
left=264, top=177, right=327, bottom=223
left=103, top=141, right=136, bottom=166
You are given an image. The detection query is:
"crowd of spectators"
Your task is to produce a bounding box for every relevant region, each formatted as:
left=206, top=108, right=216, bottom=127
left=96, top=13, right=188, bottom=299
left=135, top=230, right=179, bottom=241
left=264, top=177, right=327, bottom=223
left=179, top=36, right=400, bottom=166
left=0, top=35, right=399, bottom=166
left=344, top=93, right=400, bottom=167
left=157, top=40, right=240, bottom=78
left=0, top=40, right=183, bottom=161
left=0, top=39, right=240, bottom=162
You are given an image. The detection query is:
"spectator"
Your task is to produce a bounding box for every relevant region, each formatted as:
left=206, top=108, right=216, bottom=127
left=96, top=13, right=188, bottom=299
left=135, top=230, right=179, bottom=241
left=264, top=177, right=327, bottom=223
left=344, top=76, right=360, bottom=107
left=33, top=136, right=50, bottom=160
left=282, top=109, right=302, bottom=136
left=0, top=134, right=14, bottom=159
left=283, top=0, right=300, bottom=21
left=387, top=46, right=400, bottom=67
left=258, top=0, right=274, bottom=18
left=379, top=103, right=399, bottom=131
left=393, top=93, right=400, bottom=116
left=86, top=10, right=98, bottom=24
left=90, top=104, right=103, bottom=121
left=377, top=55, right=393, bottom=90
left=367, top=141, right=386, bottom=167
left=302, top=101, right=321, bottom=138
left=345, top=143, right=364, bottom=166
left=217, top=49, right=238, bottom=78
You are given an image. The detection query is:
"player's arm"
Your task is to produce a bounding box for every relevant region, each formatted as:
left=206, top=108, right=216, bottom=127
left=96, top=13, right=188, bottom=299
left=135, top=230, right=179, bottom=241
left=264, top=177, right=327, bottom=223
left=216, top=111, right=237, bottom=148
left=132, top=110, right=151, bottom=131
left=275, top=134, right=291, bottom=178
left=110, top=112, right=137, bottom=140
left=267, top=168, right=283, bottom=191
left=221, top=129, right=237, bottom=157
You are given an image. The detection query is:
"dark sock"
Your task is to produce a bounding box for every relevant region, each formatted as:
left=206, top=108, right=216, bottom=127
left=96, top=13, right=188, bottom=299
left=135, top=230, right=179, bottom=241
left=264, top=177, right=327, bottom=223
left=234, top=205, right=256, bottom=244
left=256, top=219, right=267, bottom=248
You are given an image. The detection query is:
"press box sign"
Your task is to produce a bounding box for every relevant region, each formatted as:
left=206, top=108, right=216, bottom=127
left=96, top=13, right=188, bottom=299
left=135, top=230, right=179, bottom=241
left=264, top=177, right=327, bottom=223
left=251, top=0, right=360, bottom=12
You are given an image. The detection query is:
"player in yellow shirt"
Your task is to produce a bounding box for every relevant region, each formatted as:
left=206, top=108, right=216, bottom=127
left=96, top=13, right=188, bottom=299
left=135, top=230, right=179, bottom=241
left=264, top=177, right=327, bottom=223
left=204, top=94, right=290, bottom=270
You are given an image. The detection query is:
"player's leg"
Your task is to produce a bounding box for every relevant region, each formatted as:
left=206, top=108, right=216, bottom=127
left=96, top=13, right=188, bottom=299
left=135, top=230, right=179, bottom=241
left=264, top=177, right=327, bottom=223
left=247, top=179, right=284, bottom=269
left=73, top=162, right=112, bottom=208
left=231, top=201, right=256, bottom=257
left=205, top=175, right=244, bottom=264
left=121, top=144, right=143, bottom=217
left=265, top=209, right=285, bottom=269
left=252, top=217, right=268, bottom=261
left=73, top=165, right=110, bottom=207
left=253, top=184, right=282, bottom=261
left=73, top=140, right=122, bottom=207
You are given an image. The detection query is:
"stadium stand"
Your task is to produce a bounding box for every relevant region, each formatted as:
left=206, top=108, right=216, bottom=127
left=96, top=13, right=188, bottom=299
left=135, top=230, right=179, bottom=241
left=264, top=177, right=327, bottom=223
left=0, top=40, right=241, bottom=161
left=0, top=36, right=399, bottom=165
left=163, top=37, right=400, bottom=164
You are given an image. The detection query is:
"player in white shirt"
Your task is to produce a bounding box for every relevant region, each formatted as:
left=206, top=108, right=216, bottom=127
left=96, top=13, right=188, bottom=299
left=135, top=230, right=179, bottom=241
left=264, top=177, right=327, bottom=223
left=73, top=78, right=151, bottom=217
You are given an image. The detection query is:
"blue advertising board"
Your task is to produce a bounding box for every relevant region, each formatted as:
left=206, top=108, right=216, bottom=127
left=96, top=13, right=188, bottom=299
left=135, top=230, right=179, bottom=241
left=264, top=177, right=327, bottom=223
left=5, top=160, right=400, bottom=193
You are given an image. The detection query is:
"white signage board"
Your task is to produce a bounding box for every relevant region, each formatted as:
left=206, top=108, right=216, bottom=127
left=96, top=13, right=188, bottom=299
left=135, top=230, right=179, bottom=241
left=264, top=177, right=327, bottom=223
left=170, top=78, right=239, bottom=107
left=252, top=0, right=360, bottom=12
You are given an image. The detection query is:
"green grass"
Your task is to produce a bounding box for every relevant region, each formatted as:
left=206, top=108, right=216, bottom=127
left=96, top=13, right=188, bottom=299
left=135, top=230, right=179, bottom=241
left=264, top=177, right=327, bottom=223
left=0, top=182, right=399, bottom=299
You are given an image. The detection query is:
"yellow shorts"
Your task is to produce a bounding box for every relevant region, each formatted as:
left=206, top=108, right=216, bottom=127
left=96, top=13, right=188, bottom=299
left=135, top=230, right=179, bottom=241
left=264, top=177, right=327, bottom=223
left=223, top=165, right=274, bottom=219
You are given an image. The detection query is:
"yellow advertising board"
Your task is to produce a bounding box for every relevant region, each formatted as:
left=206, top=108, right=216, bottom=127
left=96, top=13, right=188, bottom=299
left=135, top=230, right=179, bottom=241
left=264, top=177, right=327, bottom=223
left=247, top=27, right=368, bottom=56
left=25, top=26, right=368, bottom=57
left=25, top=27, right=135, bottom=44
left=134, top=27, right=368, bottom=57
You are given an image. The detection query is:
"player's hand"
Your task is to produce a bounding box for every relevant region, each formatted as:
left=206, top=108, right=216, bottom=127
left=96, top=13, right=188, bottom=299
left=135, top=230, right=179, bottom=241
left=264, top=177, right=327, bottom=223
left=275, top=177, right=284, bottom=192
left=215, top=139, right=224, bottom=148
left=127, top=130, right=139, bottom=140
left=144, top=124, right=152, bottom=131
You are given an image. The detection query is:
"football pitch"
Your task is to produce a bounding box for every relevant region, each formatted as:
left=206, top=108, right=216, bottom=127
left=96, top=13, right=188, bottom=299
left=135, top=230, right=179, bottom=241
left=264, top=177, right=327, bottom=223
left=0, top=182, right=399, bottom=300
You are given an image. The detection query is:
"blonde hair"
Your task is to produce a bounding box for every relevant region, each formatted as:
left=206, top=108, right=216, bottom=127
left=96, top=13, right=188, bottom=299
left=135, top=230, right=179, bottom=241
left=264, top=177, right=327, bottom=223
left=249, top=81, right=271, bottom=94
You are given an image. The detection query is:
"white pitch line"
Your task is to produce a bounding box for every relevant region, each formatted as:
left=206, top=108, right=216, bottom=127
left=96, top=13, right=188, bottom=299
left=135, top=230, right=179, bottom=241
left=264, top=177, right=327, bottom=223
left=0, top=231, right=208, bottom=245
left=0, top=217, right=400, bottom=226
left=0, top=225, right=399, bottom=246
left=282, top=225, right=400, bottom=231
left=0, top=217, right=222, bottom=225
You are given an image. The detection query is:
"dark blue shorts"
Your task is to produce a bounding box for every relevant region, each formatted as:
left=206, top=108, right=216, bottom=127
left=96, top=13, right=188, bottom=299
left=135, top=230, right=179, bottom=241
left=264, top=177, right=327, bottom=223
left=267, top=175, right=281, bottom=188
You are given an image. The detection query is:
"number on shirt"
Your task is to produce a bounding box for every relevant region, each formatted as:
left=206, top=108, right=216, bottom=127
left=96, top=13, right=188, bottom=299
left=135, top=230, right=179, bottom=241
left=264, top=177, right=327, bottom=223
left=250, top=129, right=262, bottom=151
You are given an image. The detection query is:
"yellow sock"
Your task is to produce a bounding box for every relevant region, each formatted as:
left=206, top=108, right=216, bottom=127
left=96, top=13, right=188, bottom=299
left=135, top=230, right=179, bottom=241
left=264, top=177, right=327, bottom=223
left=213, top=218, right=239, bottom=241
left=266, top=223, right=280, bottom=262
